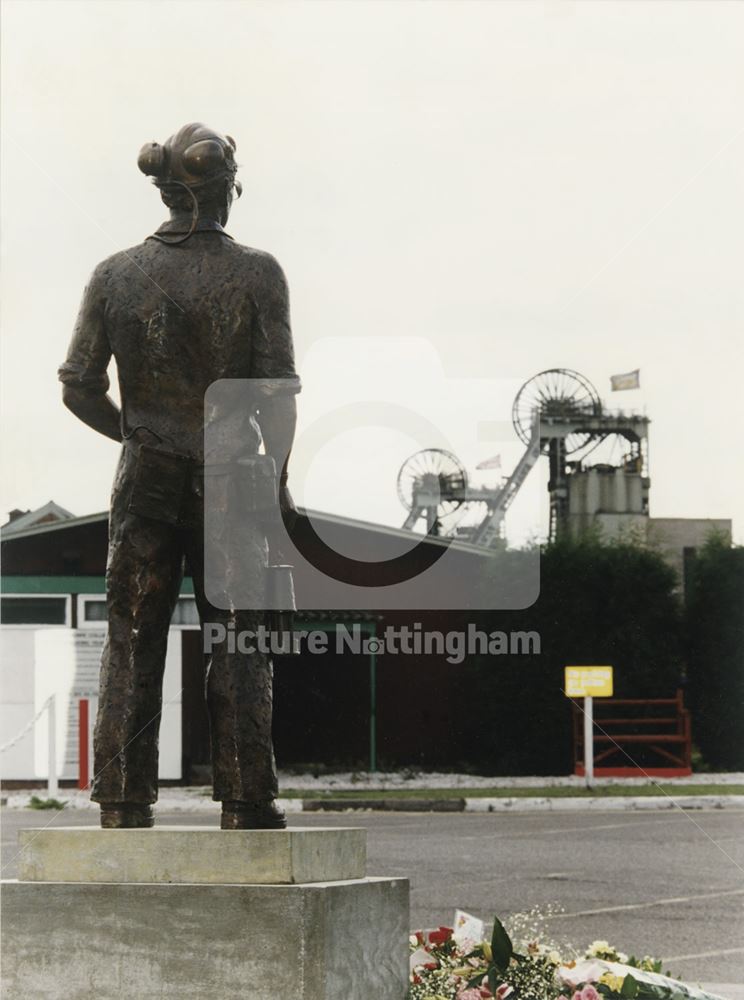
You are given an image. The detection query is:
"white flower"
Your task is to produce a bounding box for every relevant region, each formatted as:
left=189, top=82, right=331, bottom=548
left=587, top=940, right=609, bottom=956
left=558, top=960, right=606, bottom=987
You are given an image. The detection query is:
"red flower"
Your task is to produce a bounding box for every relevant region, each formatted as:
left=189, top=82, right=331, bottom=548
left=428, top=926, right=454, bottom=946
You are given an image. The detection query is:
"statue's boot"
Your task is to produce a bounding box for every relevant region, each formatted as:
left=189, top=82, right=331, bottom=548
left=220, top=800, right=287, bottom=830
left=99, top=802, right=154, bottom=829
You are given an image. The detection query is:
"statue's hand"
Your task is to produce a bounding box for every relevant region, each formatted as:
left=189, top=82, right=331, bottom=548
left=267, top=483, right=297, bottom=565
left=131, top=426, right=161, bottom=447
left=279, top=483, right=297, bottom=533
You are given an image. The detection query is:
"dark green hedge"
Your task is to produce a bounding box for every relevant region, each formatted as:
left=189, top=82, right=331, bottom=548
left=685, top=535, right=744, bottom=770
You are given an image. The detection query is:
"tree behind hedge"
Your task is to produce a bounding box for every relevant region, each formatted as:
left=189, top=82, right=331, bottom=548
left=685, top=534, right=744, bottom=770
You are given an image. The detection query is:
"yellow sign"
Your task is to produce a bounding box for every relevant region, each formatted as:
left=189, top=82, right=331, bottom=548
left=564, top=666, right=614, bottom=698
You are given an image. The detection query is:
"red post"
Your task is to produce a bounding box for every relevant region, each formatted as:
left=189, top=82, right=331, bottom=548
left=78, top=699, right=89, bottom=790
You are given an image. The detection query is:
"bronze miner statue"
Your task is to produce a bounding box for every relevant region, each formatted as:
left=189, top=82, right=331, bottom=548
left=59, top=123, right=301, bottom=830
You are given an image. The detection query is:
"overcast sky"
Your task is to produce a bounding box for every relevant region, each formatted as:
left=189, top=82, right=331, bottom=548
left=1, top=0, right=742, bottom=543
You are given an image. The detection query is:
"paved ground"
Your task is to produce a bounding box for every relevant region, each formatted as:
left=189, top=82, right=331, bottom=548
left=2, top=807, right=743, bottom=988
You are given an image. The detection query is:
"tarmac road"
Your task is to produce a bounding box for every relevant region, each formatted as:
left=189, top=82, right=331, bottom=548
left=2, top=807, right=743, bottom=986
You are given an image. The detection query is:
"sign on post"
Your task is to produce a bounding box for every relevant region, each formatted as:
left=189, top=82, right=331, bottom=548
left=564, top=666, right=613, bottom=698
left=564, top=666, right=614, bottom=788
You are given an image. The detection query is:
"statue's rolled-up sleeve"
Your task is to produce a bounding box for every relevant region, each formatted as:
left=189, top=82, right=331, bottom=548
left=249, top=256, right=301, bottom=398
left=58, top=264, right=112, bottom=394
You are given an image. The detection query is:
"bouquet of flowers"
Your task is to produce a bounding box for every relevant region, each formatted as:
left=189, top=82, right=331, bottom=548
left=407, top=914, right=726, bottom=1000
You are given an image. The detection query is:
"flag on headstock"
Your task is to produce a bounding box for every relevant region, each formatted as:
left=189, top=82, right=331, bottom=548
left=610, top=369, right=640, bottom=391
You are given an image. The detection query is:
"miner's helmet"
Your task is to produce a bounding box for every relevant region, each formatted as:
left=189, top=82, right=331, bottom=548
left=137, top=122, right=242, bottom=197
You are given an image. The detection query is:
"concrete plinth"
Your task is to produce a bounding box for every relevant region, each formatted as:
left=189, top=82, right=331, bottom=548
left=18, top=825, right=366, bottom=884
left=1, top=827, right=409, bottom=1000
left=1, top=876, right=409, bottom=999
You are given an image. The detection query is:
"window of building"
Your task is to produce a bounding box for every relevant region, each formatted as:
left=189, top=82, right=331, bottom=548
left=83, top=599, right=108, bottom=622
left=171, top=598, right=199, bottom=626
left=79, top=596, right=199, bottom=627
left=0, top=596, right=68, bottom=625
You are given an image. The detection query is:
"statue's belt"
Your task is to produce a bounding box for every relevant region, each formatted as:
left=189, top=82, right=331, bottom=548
left=125, top=442, right=278, bottom=526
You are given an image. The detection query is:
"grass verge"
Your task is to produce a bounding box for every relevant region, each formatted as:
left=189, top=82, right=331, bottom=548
left=279, top=784, right=744, bottom=800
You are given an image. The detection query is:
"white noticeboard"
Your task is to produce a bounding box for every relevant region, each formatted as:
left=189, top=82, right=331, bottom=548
left=33, top=629, right=182, bottom=780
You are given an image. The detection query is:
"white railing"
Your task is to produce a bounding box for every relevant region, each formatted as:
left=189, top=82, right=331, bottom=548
left=0, top=694, right=58, bottom=798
